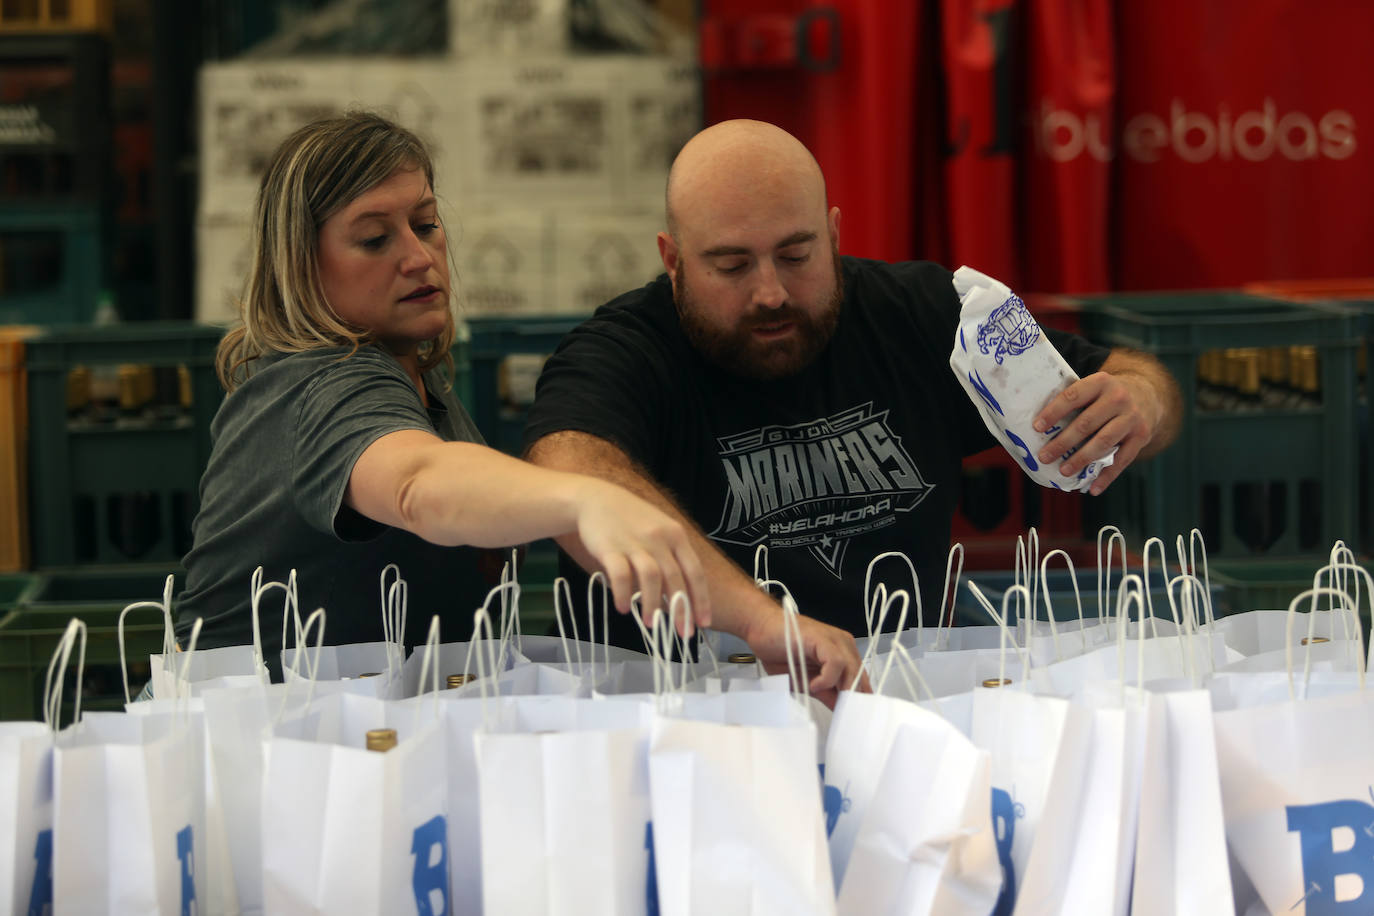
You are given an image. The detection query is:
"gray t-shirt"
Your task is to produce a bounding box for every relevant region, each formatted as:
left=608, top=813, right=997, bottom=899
left=177, top=344, right=494, bottom=655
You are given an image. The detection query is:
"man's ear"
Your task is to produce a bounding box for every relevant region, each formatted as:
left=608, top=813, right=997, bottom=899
left=658, top=231, right=680, bottom=293
left=828, top=206, right=841, bottom=252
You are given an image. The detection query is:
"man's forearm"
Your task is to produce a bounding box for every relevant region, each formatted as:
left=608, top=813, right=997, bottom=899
left=525, top=430, right=781, bottom=639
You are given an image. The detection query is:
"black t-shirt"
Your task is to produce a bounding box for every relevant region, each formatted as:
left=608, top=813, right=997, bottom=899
left=177, top=345, right=496, bottom=656
left=524, top=257, right=1109, bottom=644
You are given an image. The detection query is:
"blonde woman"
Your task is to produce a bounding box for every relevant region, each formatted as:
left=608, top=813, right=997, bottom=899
left=176, top=112, right=708, bottom=657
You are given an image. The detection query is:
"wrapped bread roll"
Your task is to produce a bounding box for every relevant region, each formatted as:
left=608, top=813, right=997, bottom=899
left=948, top=266, right=1115, bottom=492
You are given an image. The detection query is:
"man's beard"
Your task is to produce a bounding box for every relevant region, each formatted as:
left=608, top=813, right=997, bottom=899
left=673, top=253, right=844, bottom=381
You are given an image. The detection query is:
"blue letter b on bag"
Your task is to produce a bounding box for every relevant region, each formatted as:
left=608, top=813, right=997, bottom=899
left=412, top=815, right=449, bottom=916
left=1286, top=799, right=1374, bottom=915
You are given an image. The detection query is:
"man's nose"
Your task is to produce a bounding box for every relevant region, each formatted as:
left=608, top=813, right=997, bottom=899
left=751, top=259, right=787, bottom=309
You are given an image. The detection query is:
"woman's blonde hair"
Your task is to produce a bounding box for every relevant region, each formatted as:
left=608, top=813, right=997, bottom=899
left=216, top=111, right=456, bottom=390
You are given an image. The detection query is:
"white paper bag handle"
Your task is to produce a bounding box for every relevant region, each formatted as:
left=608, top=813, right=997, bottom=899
left=1285, top=586, right=1363, bottom=699
left=470, top=604, right=502, bottom=727
left=381, top=568, right=408, bottom=680
left=271, top=607, right=326, bottom=728
left=1166, top=574, right=1209, bottom=683
left=937, top=542, right=965, bottom=648
left=1141, top=536, right=1176, bottom=640
left=966, top=581, right=1032, bottom=688
left=412, top=615, right=444, bottom=731
left=44, top=618, right=87, bottom=732
left=862, top=550, right=922, bottom=644
left=752, top=544, right=770, bottom=586
left=854, top=583, right=889, bottom=682
left=1113, top=574, right=1150, bottom=698
left=1175, top=530, right=1216, bottom=627
left=779, top=592, right=811, bottom=704
left=886, top=640, right=938, bottom=701
left=461, top=579, right=520, bottom=687
left=1312, top=559, right=1370, bottom=671
left=249, top=566, right=294, bottom=676
left=866, top=588, right=914, bottom=694
left=497, top=550, right=524, bottom=652
left=629, top=599, right=678, bottom=702
left=551, top=577, right=585, bottom=672
left=174, top=617, right=204, bottom=721
left=1036, top=548, right=1077, bottom=660
left=1096, top=524, right=1129, bottom=632
left=586, top=571, right=613, bottom=679
left=667, top=592, right=696, bottom=693
left=118, top=597, right=169, bottom=705
left=1013, top=529, right=1041, bottom=632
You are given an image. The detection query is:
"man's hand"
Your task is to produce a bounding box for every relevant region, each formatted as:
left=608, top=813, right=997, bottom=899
left=1031, top=348, right=1181, bottom=495
left=742, top=610, right=871, bottom=709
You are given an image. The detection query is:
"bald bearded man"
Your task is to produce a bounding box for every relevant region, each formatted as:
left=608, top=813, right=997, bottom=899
left=525, top=119, right=1181, bottom=655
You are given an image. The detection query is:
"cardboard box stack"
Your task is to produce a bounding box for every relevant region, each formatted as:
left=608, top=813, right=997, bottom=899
left=194, top=0, right=700, bottom=325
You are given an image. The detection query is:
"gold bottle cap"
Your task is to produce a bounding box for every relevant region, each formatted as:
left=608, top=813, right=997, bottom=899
left=365, top=728, right=397, bottom=752
left=446, top=674, right=475, bottom=688
left=981, top=677, right=1012, bottom=688
left=1301, top=637, right=1330, bottom=646
left=727, top=653, right=756, bottom=664
left=357, top=672, right=382, bottom=678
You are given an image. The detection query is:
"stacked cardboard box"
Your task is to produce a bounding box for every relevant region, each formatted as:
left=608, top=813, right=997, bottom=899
left=195, top=3, right=699, bottom=324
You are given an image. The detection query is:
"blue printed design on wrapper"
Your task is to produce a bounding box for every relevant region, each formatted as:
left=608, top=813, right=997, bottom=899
left=976, top=295, right=1041, bottom=365
left=1286, top=798, right=1374, bottom=915
left=27, top=829, right=52, bottom=916
left=411, top=815, right=450, bottom=916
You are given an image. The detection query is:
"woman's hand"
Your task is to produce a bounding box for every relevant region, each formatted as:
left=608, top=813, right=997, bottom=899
left=570, top=478, right=712, bottom=635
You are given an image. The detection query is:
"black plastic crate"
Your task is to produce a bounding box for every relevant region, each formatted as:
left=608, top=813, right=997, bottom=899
left=25, top=322, right=225, bottom=567
left=1078, top=293, right=1359, bottom=557
left=466, top=315, right=583, bottom=456
left=0, top=31, right=112, bottom=202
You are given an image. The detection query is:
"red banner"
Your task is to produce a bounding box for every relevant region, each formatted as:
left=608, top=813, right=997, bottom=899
left=1112, top=0, right=1374, bottom=289
left=939, top=0, right=1021, bottom=288
left=1021, top=0, right=1114, bottom=294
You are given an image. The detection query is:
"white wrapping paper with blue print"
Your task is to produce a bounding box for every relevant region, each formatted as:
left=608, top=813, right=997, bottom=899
left=948, top=266, right=1115, bottom=492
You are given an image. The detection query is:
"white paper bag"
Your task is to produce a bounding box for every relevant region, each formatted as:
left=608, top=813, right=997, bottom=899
left=53, top=711, right=206, bottom=914
left=51, top=618, right=207, bottom=915
left=1130, top=688, right=1235, bottom=915
left=649, top=699, right=834, bottom=916
left=1, top=721, right=52, bottom=916
left=1011, top=683, right=1145, bottom=916
left=476, top=694, right=654, bottom=915
left=260, top=691, right=452, bottom=915
left=837, top=721, right=1000, bottom=916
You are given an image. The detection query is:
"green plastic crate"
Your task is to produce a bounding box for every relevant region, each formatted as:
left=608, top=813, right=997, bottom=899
left=0, top=573, right=39, bottom=611
left=25, top=322, right=226, bottom=567
left=1078, top=293, right=1359, bottom=557
left=0, top=565, right=180, bottom=721
left=0, top=202, right=104, bottom=326
left=466, top=316, right=584, bottom=456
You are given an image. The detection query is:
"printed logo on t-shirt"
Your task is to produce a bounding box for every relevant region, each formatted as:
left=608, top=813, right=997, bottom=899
left=709, top=403, right=933, bottom=578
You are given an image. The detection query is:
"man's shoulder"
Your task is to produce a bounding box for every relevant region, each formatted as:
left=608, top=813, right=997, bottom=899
left=561, top=273, right=681, bottom=351
left=843, top=256, right=955, bottom=295
left=842, top=256, right=959, bottom=321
